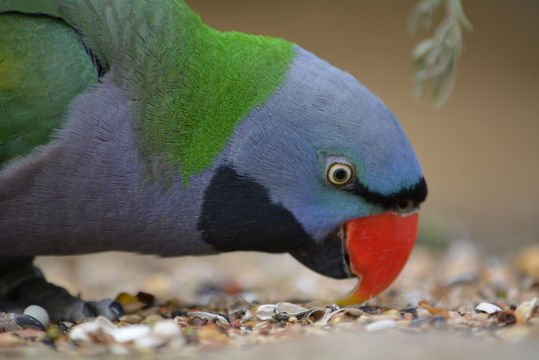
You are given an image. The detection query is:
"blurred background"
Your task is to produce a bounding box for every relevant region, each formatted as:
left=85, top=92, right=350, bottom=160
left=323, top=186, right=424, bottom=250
left=37, top=0, right=538, bottom=304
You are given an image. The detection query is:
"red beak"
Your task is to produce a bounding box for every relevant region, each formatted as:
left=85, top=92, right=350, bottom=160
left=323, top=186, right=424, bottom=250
left=336, top=212, right=419, bottom=305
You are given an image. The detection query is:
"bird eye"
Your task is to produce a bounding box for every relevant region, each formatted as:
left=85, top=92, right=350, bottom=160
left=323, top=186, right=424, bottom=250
left=326, top=161, right=355, bottom=187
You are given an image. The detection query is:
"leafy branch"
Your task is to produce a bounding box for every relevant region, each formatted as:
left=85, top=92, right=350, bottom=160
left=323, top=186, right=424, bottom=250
left=409, top=0, right=472, bottom=106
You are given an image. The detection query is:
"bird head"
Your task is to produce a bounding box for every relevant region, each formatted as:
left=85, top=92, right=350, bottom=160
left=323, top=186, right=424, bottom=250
left=198, top=46, right=427, bottom=303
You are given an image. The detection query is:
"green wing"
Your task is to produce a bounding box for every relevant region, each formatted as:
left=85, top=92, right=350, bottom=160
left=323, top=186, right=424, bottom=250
left=0, top=8, right=96, bottom=166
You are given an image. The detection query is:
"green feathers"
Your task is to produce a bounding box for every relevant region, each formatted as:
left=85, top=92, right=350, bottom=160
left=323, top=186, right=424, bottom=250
left=0, top=0, right=295, bottom=182
left=0, top=13, right=97, bottom=165
left=142, top=8, right=295, bottom=183
left=66, top=0, right=295, bottom=183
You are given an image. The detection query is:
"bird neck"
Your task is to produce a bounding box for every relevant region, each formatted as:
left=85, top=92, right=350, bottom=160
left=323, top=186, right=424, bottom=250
left=132, top=2, right=296, bottom=184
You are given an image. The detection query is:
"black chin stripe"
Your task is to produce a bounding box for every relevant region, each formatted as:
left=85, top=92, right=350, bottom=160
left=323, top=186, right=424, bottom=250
left=348, top=177, right=427, bottom=209
left=198, top=166, right=313, bottom=253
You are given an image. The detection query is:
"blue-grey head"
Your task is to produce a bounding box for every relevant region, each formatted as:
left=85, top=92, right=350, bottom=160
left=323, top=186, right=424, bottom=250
left=198, top=46, right=427, bottom=286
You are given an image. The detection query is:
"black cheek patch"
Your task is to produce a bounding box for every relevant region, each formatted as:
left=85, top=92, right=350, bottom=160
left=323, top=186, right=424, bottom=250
left=198, top=166, right=313, bottom=253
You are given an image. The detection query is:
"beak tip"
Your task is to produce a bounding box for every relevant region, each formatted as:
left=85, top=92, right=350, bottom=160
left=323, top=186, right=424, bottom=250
left=335, top=284, right=372, bottom=306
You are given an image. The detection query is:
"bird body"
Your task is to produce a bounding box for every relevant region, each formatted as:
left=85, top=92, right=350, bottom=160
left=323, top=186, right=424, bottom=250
left=0, top=0, right=426, bottom=320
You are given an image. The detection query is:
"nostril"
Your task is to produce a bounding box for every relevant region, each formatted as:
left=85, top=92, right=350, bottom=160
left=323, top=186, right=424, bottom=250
left=396, top=199, right=415, bottom=213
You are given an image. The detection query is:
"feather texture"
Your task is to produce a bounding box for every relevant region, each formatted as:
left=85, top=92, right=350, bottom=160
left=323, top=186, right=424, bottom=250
left=0, top=0, right=295, bottom=184
left=0, top=13, right=96, bottom=164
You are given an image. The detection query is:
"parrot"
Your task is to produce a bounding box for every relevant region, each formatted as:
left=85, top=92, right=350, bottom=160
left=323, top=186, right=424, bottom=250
left=0, top=0, right=427, bottom=329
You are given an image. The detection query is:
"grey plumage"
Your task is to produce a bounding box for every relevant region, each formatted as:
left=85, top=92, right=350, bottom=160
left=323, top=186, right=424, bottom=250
left=1, top=77, right=214, bottom=257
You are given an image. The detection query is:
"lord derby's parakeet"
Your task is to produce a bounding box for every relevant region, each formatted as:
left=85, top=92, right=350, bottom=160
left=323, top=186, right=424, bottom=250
left=0, top=0, right=427, bottom=326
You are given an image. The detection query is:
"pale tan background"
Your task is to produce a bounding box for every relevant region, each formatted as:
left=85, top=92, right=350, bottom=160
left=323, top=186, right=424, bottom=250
left=186, top=0, right=539, bottom=252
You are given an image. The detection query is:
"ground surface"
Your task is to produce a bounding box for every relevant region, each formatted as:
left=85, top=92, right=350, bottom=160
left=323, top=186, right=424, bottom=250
left=1, top=242, right=538, bottom=359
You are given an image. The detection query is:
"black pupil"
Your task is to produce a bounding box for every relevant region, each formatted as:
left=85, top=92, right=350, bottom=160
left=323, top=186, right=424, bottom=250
left=334, top=168, right=348, bottom=181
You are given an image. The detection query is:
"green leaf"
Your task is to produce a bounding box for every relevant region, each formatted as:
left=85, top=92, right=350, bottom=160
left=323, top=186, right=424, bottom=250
left=413, top=39, right=436, bottom=59
left=408, top=0, right=472, bottom=106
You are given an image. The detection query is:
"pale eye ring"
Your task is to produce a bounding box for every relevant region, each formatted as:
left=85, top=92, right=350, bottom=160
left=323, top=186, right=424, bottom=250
left=326, top=162, right=355, bottom=187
